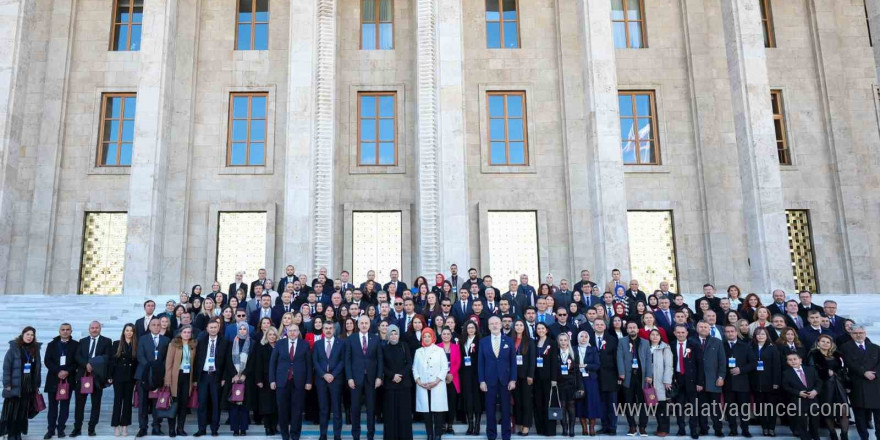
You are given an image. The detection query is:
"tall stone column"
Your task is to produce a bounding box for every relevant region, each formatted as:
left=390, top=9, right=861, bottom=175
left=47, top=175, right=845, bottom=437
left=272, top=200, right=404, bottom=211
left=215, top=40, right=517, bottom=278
left=123, top=0, right=178, bottom=296
left=575, top=0, right=631, bottom=281
left=24, top=0, right=76, bottom=294
left=283, top=0, right=335, bottom=277
left=720, top=0, right=793, bottom=294
left=416, top=0, right=469, bottom=275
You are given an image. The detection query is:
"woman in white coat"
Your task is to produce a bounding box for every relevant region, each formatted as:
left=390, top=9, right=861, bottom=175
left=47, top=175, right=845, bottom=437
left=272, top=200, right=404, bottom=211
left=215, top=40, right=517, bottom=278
left=412, top=328, right=449, bottom=440
left=648, top=328, right=674, bottom=436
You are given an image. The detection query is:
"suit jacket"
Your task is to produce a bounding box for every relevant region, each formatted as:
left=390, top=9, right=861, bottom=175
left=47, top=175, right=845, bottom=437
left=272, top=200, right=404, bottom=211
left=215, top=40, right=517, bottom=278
left=277, top=276, right=298, bottom=293
left=269, top=337, right=312, bottom=389
left=461, top=279, right=484, bottom=296
left=654, top=308, right=676, bottom=334
left=249, top=307, right=281, bottom=328
left=451, top=299, right=473, bottom=323
left=477, top=334, right=517, bottom=386
left=192, top=336, right=229, bottom=382
left=382, top=280, right=408, bottom=295
left=313, top=337, right=345, bottom=379
left=75, top=335, right=113, bottom=384
left=781, top=365, right=821, bottom=400
left=616, top=337, right=653, bottom=389
left=670, top=339, right=704, bottom=392
left=693, top=336, right=726, bottom=393
left=548, top=321, right=576, bottom=340
left=552, top=290, right=574, bottom=311
left=767, top=302, right=787, bottom=318
left=798, top=326, right=829, bottom=350
left=249, top=279, right=268, bottom=297
left=135, top=333, right=170, bottom=383
left=581, top=294, right=601, bottom=309
left=625, top=289, right=647, bottom=305
left=784, top=314, right=805, bottom=330
left=573, top=280, right=597, bottom=295
left=595, top=332, right=619, bottom=392
left=825, top=315, right=847, bottom=337
left=797, top=303, right=824, bottom=320
left=513, top=338, right=536, bottom=380
left=722, top=339, right=756, bottom=392
left=274, top=303, right=296, bottom=316
left=44, top=337, right=80, bottom=393
left=229, top=282, right=248, bottom=298
left=134, top=316, right=156, bottom=339
left=515, top=284, right=537, bottom=308
left=750, top=343, right=781, bottom=392
left=311, top=278, right=335, bottom=294
left=344, top=333, right=383, bottom=386
left=604, top=280, right=627, bottom=296
left=841, top=340, right=880, bottom=408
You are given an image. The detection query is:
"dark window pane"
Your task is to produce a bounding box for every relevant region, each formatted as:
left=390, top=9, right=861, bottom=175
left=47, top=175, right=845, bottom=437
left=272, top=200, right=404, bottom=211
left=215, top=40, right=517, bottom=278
left=122, top=120, right=135, bottom=141
left=488, top=95, right=504, bottom=117
left=232, top=120, right=248, bottom=141
left=239, top=0, right=253, bottom=14
left=105, top=121, right=119, bottom=142
left=626, top=0, right=641, bottom=20
left=378, top=119, right=394, bottom=141
left=774, top=120, right=784, bottom=141
left=250, top=120, right=265, bottom=141
left=490, top=119, right=505, bottom=141
left=254, top=24, right=268, bottom=50
left=360, top=96, right=376, bottom=117
left=362, top=0, right=376, bottom=21
left=249, top=143, right=265, bottom=165
left=108, top=97, right=122, bottom=118
left=232, top=97, right=249, bottom=118
left=486, top=22, right=501, bottom=48
left=119, top=143, right=132, bottom=165
left=507, top=119, right=523, bottom=141
left=251, top=97, right=267, bottom=118
left=506, top=95, right=522, bottom=117
left=360, top=119, right=376, bottom=141
left=502, top=0, right=517, bottom=19
left=486, top=0, right=500, bottom=19
left=360, top=143, right=376, bottom=164
left=508, top=142, right=525, bottom=164
left=611, top=0, right=625, bottom=19
left=132, top=8, right=143, bottom=24
left=379, top=0, right=392, bottom=20
left=123, top=97, right=137, bottom=118
left=237, top=24, right=251, bottom=50
left=255, top=0, right=269, bottom=20
left=230, top=143, right=247, bottom=165
left=503, top=22, right=519, bottom=48
left=378, top=143, right=395, bottom=165
left=490, top=142, right=506, bottom=164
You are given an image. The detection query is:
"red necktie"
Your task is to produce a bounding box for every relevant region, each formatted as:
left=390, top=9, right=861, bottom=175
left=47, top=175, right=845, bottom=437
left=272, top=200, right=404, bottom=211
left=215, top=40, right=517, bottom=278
left=288, top=341, right=295, bottom=380
left=678, top=343, right=685, bottom=374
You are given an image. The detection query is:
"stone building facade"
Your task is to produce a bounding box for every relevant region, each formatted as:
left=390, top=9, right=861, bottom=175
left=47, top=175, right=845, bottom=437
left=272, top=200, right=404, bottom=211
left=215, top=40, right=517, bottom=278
left=0, top=0, right=879, bottom=296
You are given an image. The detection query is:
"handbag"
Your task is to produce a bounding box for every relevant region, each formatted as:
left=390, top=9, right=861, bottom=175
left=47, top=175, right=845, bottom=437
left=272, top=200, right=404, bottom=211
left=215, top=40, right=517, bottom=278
left=155, top=387, right=172, bottom=410
left=32, top=392, right=46, bottom=413
left=55, top=379, right=70, bottom=401
left=229, top=382, right=245, bottom=403
left=148, top=388, right=160, bottom=399
left=666, top=377, right=679, bottom=400
left=154, top=400, right=177, bottom=419
left=548, top=385, right=563, bottom=420
left=133, top=387, right=139, bottom=409
left=642, top=385, right=659, bottom=406
left=79, top=374, right=94, bottom=395
left=187, top=385, right=199, bottom=409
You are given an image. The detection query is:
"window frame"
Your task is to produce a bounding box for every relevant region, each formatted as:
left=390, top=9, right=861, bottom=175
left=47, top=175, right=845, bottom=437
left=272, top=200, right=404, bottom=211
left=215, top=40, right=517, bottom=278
left=485, top=0, right=521, bottom=49
left=618, top=90, right=661, bottom=165
left=226, top=92, right=269, bottom=167
left=612, top=0, right=647, bottom=49
left=360, top=0, right=394, bottom=50
left=485, top=91, right=529, bottom=167
left=356, top=91, right=399, bottom=167
left=96, top=93, right=136, bottom=168
left=235, top=0, right=269, bottom=51
left=759, top=0, right=776, bottom=48
left=109, top=0, right=142, bottom=51
left=770, top=89, right=791, bottom=165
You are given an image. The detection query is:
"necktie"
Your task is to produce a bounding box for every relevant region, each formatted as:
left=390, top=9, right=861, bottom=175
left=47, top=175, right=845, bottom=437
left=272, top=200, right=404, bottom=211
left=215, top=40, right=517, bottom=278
left=461, top=301, right=466, bottom=311
left=701, top=339, right=706, bottom=350
left=89, top=338, right=96, bottom=358
left=730, top=342, right=734, bottom=349
left=288, top=341, right=295, bottom=380
left=362, top=335, right=368, bottom=355
left=665, top=310, right=670, bottom=323
left=678, top=343, right=685, bottom=374
left=711, top=327, right=716, bottom=338
left=493, top=336, right=500, bottom=357
left=285, top=305, right=289, bottom=312
left=860, top=343, right=866, bottom=352
left=598, top=336, right=603, bottom=348
left=796, top=316, right=802, bottom=328
left=326, top=340, right=332, bottom=360
left=797, top=369, right=807, bottom=386
left=209, top=339, right=216, bottom=372
left=153, top=337, right=159, bottom=359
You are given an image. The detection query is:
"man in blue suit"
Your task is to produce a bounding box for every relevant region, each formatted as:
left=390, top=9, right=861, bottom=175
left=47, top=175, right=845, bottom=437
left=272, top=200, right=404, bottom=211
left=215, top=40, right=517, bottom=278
left=269, top=325, right=313, bottom=440
left=313, top=323, right=344, bottom=440
left=451, top=288, right=473, bottom=323
left=344, top=316, right=383, bottom=440
left=654, top=296, right=676, bottom=335
left=478, top=316, right=518, bottom=440
left=134, top=319, right=170, bottom=438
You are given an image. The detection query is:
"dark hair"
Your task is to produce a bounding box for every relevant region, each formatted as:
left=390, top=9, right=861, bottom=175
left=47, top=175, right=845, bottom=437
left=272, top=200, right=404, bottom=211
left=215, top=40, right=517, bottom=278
left=513, top=319, right=530, bottom=355
left=191, top=284, right=202, bottom=295
left=16, top=326, right=37, bottom=350
left=461, top=320, right=481, bottom=342
left=116, top=323, right=138, bottom=358
left=143, top=300, right=155, bottom=308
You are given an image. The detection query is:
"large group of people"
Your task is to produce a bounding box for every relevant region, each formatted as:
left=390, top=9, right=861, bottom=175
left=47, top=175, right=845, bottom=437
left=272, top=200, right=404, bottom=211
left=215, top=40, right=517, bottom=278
left=1, top=264, right=879, bottom=440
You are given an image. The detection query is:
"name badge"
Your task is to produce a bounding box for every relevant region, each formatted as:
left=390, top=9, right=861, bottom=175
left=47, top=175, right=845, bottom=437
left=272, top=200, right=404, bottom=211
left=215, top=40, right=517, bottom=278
left=561, top=364, right=569, bottom=375
left=207, top=357, right=215, bottom=364
left=581, top=368, right=589, bottom=377
left=23, top=363, right=31, bottom=374
left=536, top=357, right=544, bottom=368
left=516, top=355, right=524, bottom=366
left=154, top=349, right=159, bottom=360
left=757, top=360, right=765, bottom=371
left=464, top=356, right=472, bottom=367
left=183, top=364, right=191, bottom=374
left=59, top=355, right=67, bottom=366
left=728, top=357, right=736, bottom=368
left=632, top=358, right=639, bottom=369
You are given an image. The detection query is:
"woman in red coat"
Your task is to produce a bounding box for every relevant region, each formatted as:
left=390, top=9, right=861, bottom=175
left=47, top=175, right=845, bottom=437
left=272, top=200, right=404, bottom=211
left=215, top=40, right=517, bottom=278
left=438, top=327, right=462, bottom=435
left=637, top=313, right=668, bottom=343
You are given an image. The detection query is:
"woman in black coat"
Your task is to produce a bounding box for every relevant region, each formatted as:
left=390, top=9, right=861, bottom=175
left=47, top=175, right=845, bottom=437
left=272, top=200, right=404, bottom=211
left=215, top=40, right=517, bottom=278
left=109, top=325, right=138, bottom=436
left=225, top=322, right=257, bottom=436
left=533, top=322, right=558, bottom=437
left=512, top=319, right=536, bottom=436
left=0, top=326, right=41, bottom=440
left=553, top=332, right=584, bottom=437
left=808, top=335, right=850, bottom=440
left=382, top=325, right=413, bottom=440
left=749, top=328, right=780, bottom=436
left=459, top=321, right=483, bottom=435
left=253, top=328, right=279, bottom=435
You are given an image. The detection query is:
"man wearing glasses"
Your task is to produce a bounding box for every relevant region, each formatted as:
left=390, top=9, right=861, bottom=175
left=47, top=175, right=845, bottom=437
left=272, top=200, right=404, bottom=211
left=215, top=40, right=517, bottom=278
left=548, top=306, right=576, bottom=339
left=224, top=310, right=253, bottom=340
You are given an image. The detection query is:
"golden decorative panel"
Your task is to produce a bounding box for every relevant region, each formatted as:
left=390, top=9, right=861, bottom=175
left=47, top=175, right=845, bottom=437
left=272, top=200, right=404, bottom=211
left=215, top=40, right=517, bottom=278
left=216, top=212, right=267, bottom=288
left=79, top=212, right=128, bottom=295
left=352, top=212, right=402, bottom=285
left=487, top=211, right=539, bottom=285
left=786, top=210, right=819, bottom=292
left=626, top=211, right=678, bottom=293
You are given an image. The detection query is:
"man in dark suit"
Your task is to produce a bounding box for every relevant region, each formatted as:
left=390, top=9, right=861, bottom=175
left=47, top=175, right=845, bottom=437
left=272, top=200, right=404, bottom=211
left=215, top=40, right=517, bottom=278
left=799, top=310, right=829, bottom=350
left=382, top=269, right=408, bottom=295
left=593, top=319, right=620, bottom=435
left=693, top=284, right=723, bottom=317
left=693, top=321, right=726, bottom=436
left=501, top=279, right=524, bottom=318
left=478, top=316, right=517, bottom=440
left=797, top=291, right=824, bottom=320
left=44, top=323, right=79, bottom=440
left=192, top=321, right=228, bottom=437
left=767, top=289, right=787, bottom=317
left=552, top=279, right=574, bottom=311
left=624, top=279, right=647, bottom=304
left=278, top=265, right=298, bottom=293
left=275, top=291, right=296, bottom=315
left=822, top=300, right=846, bottom=337
left=654, top=297, right=676, bottom=335
left=549, top=306, right=576, bottom=339
left=229, top=271, right=248, bottom=299
left=249, top=294, right=281, bottom=328
left=722, top=325, right=756, bottom=436
left=338, top=270, right=355, bottom=296
left=572, top=269, right=597, bottom=295
left=841, top=326, right=880, bottom=440
left=71, top=321, right=112, bottom=437
left=781, top=352, right=822, bottom=440
left=784, top=300, right=806, bottom=330
left=134, top=300, right=157, bottom=339
left=451, top=288, right=473, bottom=323
left=250, top=268, right=268, bottom=298
left=460, top=268, right=484, bottom=295
left=671, top=325, right=703, bottom=439
left=311, top=267, right=335, bottom=293
left=135, top=319, right=170, bottom=438
left=270, top=326, right=313, bottom=440
left=313, top=323, right=344, bottom=440
left=515, top=274, right=537, bottom=308
left=344, top=316, right=383, bottom=440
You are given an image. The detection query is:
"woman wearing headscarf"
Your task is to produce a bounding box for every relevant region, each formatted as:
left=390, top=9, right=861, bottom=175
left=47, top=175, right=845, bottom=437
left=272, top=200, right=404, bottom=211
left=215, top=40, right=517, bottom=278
left=437, top=327, right=461, bottom=435
left=431, top=273, right=446, bottom=297
left=459, top=321, right=483, bottom=435
left=164, top=325, right=197, bottom=437
left=412, top=328, right=448, bottom=440
left=554, top=332, right=583, bottom=437
left=575, top=330, right=602, bottom=436
left=226, top=321, right=256, bottom=436
left=382, top=325, right=413, bottom=440
left=0, top=326, right=41, bottom=440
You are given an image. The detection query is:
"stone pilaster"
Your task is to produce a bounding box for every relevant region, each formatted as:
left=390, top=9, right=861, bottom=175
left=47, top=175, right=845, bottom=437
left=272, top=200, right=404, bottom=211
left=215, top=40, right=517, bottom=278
left=23, top=0, right=76, bottom=294
left=575, top=0, right=631, bottom=281
left=122, top=0, right=178, bottom=296
left=720, top=0, right=793, bottom=294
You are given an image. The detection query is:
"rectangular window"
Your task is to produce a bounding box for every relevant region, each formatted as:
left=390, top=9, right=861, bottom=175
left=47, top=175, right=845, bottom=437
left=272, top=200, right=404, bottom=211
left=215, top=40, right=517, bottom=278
left=236, top=0, right=269, bottom=50
left=227, top=93, right=268, bottom=166
left=98, top=94, right=136, bottom=167
left=611, top=0, right=646, bottom=48
left=487, top=91, right=528, bottom=165
left=771, top=90, right=790, bottom=165
left=358, top=92, right=397, bottom=166
left=486, top=0, right=520, bottom=49
left=618, top=91, right=659, bottom=165
left=352, top=212, right=402, bottom=286
left=627, top=211, right=679, bottom=293
left=216, top=212, right=267, bottom=288
left=111, top=0, right=143, bottom=51
left=487, top=211, right=539, bottom=286
left=759, top=0, right=775, bottom=48
left=361, top=0, right=393, bottom=50
left=79, top=212, right=128, bottom=295
left=786, top=209, right=819, bottom=293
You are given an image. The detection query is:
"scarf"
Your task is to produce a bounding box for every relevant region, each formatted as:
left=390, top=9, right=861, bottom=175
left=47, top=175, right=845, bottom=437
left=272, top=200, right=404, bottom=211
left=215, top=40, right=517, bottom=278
left=232, top=336, right=251, bottom=371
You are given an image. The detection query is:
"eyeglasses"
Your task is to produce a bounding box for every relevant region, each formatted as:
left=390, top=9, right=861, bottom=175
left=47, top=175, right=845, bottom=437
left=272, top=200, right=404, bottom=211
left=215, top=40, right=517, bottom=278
left=442, top=304, right=451, bottom=307
left=557, top=313, right=568, bottom=316
left=394, top=302, right=403, bottom=305
left=236, top=314, right=246, bottom=318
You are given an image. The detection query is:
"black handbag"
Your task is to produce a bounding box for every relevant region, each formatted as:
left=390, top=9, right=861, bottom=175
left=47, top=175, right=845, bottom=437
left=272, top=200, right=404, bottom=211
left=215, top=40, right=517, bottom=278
left=548, top=385, right=563, bottom=420
left=154, top=399, right=177, bottom=420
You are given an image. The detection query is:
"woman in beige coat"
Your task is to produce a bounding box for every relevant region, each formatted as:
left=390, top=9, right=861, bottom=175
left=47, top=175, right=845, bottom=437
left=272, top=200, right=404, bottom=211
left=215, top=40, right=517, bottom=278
left=163, top=325, right=197, bottom=437
left=648, top=329, right=673, bottom=436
